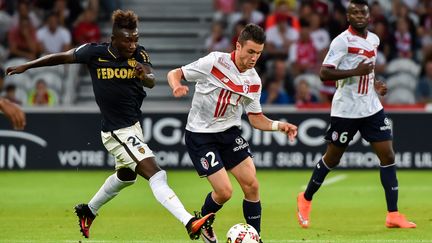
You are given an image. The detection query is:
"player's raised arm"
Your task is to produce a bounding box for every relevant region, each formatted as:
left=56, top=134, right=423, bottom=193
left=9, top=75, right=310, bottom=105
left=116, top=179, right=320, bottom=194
left=6, top=48, right=76, bottom=75
left=247, top=113, right=297, bottom=142
left=167, top=68, right=189, bottom=97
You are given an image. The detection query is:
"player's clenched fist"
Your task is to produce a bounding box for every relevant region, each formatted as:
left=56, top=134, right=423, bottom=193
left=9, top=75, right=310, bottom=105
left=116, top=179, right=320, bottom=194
left=278, top=122, right=298, bottom=142
left=0, top=98, right=26, bottom=130
left=173, top=85, right=189, bottom=97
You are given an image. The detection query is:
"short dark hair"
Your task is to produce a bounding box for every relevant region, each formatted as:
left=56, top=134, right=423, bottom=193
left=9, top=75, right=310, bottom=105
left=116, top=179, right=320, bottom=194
left=112, top=10, right=138, bottom=30
left=350, top=0, right=369, bottom=7
left=238, top=23, right=266, bottom=45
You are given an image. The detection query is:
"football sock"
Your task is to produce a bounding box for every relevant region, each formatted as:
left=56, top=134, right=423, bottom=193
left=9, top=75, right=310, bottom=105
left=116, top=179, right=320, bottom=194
left=304, top=158, right=331, bottom=201
left=88, top=173, right=135, bottom=215
left=201, top=192, right=223, bottom=215
left=149, top=170, right=193, bottom=225
left=243, top=199, right=261, bottom=234
left=380, top=163, right=398, bottom=212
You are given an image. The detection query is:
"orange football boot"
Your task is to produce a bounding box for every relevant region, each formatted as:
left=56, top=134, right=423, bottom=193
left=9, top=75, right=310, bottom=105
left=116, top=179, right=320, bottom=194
left=385, top=212, right=416, bottom=228
left=296, top=192, right=312, bottom=228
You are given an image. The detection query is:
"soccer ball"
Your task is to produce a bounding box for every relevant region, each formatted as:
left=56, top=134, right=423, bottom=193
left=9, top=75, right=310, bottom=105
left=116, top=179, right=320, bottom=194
left=226, top=223, right=260, bottom=243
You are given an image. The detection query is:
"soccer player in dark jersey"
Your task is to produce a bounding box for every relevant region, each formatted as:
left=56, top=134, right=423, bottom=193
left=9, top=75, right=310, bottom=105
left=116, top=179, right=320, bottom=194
left=6, top=10, right=214, bottom=240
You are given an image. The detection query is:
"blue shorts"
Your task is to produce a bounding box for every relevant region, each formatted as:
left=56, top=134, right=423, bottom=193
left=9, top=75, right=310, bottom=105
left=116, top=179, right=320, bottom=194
left=324, top=109, right=393, bottom=147
left=185, top=127, right=252, bottom=177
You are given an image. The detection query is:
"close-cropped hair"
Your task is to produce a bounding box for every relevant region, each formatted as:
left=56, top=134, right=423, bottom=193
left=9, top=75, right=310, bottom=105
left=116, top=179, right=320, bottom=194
left=238, top=23, right=266, bottom=45
left=112, top=10, right=138, bottom=30
left=350, top=0, right=369, bottom=7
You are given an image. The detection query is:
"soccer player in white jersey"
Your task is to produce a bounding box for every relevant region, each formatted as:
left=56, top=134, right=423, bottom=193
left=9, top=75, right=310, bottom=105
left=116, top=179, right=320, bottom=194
left=167, top=24, right=298, bottom=243
left=296, top=0, right=416, bottom=229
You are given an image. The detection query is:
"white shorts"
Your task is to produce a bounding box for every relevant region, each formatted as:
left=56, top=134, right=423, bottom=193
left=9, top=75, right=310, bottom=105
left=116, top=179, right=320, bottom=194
left=101, top=122, right=154, bottom=171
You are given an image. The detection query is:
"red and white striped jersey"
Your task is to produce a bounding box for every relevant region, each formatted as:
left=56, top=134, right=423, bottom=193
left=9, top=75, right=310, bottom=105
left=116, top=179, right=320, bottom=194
left=322, top=26, right=383, bottom=118
left=181, top=51, right=262, bottom=133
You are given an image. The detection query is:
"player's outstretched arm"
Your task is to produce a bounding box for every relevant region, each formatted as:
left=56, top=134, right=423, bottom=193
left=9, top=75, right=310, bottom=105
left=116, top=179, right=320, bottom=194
left=247, top=113, right=297, bottom=142
left=167, top=68, right=189, bottom=97
left=0, top=98, right=26, bottom=130
left=6, top=49, right=76, bottom=75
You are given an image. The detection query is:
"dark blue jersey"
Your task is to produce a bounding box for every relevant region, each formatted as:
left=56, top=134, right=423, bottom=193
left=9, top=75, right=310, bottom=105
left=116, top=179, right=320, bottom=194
left=74, top=43, right=151, bottom=132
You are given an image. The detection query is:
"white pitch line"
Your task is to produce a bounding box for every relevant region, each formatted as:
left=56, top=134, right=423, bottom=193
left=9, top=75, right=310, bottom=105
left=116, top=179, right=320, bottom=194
left=301, top=174, right=347, bottom=190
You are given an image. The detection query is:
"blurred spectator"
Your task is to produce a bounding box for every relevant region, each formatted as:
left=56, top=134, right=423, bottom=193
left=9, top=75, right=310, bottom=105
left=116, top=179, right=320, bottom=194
left=205, top=21, right=231, bottom=53
left=294, top=79, right=319, bottom=105
left=73, top=8, right=100, bottom=45
left=8, top=16, right=40, bottom=60
left=418, top=1, right=432, bottom=55
left=369, top=1, right=387, bottom=27
left=11, top=0, right=41, bottom=29
left=260, top=78, right=293, bottom=105
left=394, top=17, right=414, bottom=58
left=288, top=20, right=318, bottom=76
left=416, top=59, right=432, bottom=103
left=230, top=20, right=247, bottom=50
left=37, top=12, right=72, bottom=54
left=309, top=12, right=330, bottom=58
left=265, top=12, right=298, bottom=59
left=28, top=79, right=57, bottom=106
left=0, top=66, right=4, bottom=91
left=4, top=84, right=21, bottom=105
left=327, top=4, right=348, bottom=39
left=319, top=80, right=336, bottom=104
left=0, top=7, right=12, bottom=44
left=265, top=0, right=299, bottom=31
left=213, top=0, right=236, bottom=22
left=228, top=0, right=264, bottom=32
left=373, top=21, right=390, bottom=75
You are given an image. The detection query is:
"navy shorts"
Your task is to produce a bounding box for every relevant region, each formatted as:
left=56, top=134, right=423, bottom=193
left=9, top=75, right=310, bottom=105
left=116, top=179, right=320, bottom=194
left=324, top=109, right=393, bottom=147
left=185, top=127, right=252, bottom=177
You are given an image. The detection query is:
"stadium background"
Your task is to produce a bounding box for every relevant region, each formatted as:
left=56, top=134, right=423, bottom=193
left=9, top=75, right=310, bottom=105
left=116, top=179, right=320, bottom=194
left=0, top=0, right=431, bottom=170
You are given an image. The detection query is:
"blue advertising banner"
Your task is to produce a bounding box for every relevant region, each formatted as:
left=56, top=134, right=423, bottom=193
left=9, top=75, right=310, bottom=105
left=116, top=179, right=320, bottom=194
left=0, top=111, right=431, bottom=170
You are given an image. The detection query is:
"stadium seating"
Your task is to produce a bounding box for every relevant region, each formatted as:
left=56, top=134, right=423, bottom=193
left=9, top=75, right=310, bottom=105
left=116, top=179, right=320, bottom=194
left=29, top=72, right=63, bottom=93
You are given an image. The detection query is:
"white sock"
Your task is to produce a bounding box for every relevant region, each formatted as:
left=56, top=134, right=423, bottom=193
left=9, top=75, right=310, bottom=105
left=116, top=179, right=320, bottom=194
left=149, top=170, right=193, bottom=226
left=88, top=173, right=135, bottom=215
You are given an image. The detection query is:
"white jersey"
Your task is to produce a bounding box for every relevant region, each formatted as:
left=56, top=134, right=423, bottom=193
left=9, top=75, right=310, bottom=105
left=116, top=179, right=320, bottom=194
left=181, top=51, right=262, bottom=133
left=323, top=26, right=383, bottom=118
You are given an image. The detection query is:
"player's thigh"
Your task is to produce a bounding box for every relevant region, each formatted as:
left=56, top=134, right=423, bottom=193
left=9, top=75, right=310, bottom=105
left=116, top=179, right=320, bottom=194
left=207, top=168, right=233, bottom=200
left=324, top=116, right=360, bottom=147
left=185, top=131, right=225, bottom=177
left=359, top=109, right=393, bottom=143
left=101, top=122, right=154, bottom=172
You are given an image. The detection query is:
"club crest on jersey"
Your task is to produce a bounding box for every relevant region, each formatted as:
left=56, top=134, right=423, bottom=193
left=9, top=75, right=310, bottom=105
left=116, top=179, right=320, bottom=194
left=243, top=80, right=251, bottom=94
left=235, top=137, right=244, bottom=145
left=200, top=157, right=209, bottom=170
left=127, top=58, right=137, bottom=67
left=331, top=131, right=339, bottom=141
left=137, top=146, right=145, bottom=154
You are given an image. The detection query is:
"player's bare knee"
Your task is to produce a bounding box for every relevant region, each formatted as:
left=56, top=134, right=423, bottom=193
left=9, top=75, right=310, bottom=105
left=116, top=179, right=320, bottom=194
left=215, top=187, right=233, bottom=203
left=242, top=179, right=259, bottom=198
left=380, top=152, right=395, bottom=166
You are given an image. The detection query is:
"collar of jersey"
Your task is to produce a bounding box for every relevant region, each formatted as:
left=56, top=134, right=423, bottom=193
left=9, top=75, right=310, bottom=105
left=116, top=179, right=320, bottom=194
left=348, top=25, right=368, bottom=39
left=108, top=44, right=119, bottom=59
left=230, top=51, right=246, bottom=73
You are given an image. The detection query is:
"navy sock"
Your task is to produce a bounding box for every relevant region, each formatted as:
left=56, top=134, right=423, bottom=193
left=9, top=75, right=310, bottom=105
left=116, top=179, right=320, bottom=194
left=201, top=192, right=223, bottom=216
left=243, top=199, right=261, bottom=234
left=304, top=159, right=330, bottom=201
left=380, top=164, right=398, bottom=212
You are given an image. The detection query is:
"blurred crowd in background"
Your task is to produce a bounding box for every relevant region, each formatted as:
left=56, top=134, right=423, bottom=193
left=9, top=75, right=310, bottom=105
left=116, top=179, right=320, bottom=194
left=0, top=0, right=432, bottom=107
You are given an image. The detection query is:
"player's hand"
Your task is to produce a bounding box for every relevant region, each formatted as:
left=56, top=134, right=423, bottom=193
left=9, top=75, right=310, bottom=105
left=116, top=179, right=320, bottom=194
left=374, top=80, right=387, bottom=96
left=0, top=99, right=26, bottom=130
left=173, top=85, right=189, bottom=97
left=6, top=65, right=28, bottom=75
left=355, top=59, right=374, bottom=76
left=278, top=122, right=298, bottom=142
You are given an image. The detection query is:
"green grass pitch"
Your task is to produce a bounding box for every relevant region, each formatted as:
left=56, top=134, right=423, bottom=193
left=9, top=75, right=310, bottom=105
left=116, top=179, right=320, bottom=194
left=0, top=170, right=431, bottom=243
